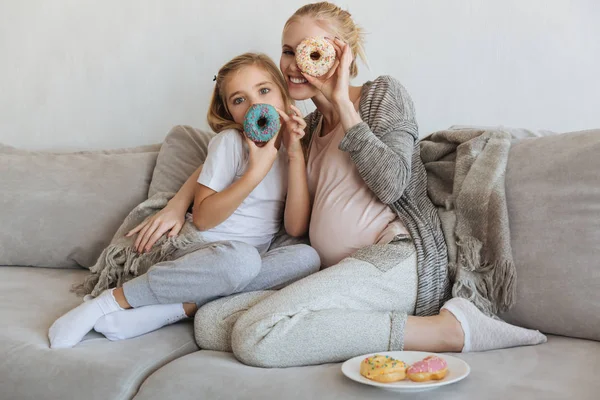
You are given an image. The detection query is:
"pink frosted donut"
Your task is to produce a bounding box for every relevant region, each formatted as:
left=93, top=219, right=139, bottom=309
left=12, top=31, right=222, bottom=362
left=295, top=36, right=336, bottom=77
left=406, top=355, right=448, bottom=382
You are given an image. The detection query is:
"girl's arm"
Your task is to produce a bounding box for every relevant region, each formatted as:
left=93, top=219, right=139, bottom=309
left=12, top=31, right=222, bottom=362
left=192, top=134, right=280, bottom=231
left=278, top=105, right=311, bottom=237
left=192, top=171, right=262, bottom=231
left=127, top=165, right=203, bottom=253
left=168, top=164, right=203, bottom=213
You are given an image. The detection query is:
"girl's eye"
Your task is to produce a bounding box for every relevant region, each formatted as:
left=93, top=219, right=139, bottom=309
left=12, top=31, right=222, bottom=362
left=283, top=50, right=294, bottom=56
left=233, top=97, right=244, bottom=105
left=259, top=88, right=270, bottom=95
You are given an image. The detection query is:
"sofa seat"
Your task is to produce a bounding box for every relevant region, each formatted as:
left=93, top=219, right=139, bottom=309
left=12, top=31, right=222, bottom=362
left=134, top=336, right=600, bottom=400
left=0, top=266, right=198, bottom=400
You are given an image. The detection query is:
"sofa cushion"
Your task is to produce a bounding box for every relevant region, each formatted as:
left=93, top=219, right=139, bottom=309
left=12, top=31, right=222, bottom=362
left=501, top=129, right=600, bottom=341
left=133, top=337, right=600, bottom=400
left=448, top=124, right=557, bottom=138
left=148, top=125, right=213, bottom=198
left=0, top=143, right=161, bottom=155
left=0, top=266, right=198, bottom=400
left=0, top=145, right=159, bottom=268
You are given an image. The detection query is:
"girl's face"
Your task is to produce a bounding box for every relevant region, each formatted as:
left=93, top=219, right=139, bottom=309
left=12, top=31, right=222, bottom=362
left=281, top=18, right=333, bottom=101
left=223, top=64, right=286, bottom=125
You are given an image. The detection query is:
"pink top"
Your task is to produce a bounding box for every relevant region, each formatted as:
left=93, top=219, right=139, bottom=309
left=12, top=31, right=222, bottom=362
left=306, top=101, right=409, bottom=267
left=407, top=356, right=448, bottom=374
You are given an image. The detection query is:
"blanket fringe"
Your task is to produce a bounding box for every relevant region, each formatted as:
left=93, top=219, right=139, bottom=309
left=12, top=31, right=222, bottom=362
left=452, top=236, right=517, bottom=316
left=72, top=225, right=203, bottom=297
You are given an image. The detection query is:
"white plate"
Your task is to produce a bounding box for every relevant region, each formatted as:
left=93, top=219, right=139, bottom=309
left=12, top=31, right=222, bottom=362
left=341, top=351, right=470, bottom=392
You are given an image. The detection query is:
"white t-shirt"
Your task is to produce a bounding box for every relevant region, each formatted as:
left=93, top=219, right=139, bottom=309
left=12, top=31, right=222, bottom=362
left=196, top=129, right=288, bottom=253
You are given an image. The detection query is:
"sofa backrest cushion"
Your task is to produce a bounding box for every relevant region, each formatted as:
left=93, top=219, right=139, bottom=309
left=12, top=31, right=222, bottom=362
left=148, top=125, right=213, bottom=198
left=0, top=145, right=159, bottom=268
left=501, top=129, right=600, bottom=341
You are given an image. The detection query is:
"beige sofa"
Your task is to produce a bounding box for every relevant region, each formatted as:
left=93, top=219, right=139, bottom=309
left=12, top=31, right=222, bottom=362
left=1, top=126, right=599, bottom=400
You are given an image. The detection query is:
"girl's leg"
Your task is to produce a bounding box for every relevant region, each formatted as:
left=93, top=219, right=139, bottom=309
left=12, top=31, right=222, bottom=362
left=231, top=241, right=419, bottom=367
left=93, top=302, right=197, bottom=341
left=121, top=240, right=262, bottom=307
left=49, top=240, right=261, bottom=348
left=244, top=244, right=321, bottom=292
left=97, top=243, right=319, bottom=343
left=194, top=243, right=320, bottom=351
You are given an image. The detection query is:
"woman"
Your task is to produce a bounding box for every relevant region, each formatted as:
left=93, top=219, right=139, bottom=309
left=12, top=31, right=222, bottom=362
left=195, top=2, right=546, bottom=367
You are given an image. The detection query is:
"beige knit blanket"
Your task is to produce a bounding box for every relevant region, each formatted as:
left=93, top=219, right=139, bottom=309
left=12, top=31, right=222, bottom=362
left=74, top=192, right=207, bottom=297
left=420, top=129, right=516, bottom=316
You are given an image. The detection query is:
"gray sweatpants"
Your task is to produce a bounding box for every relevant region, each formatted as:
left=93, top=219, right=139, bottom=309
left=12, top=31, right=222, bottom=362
left=195, top=240, right=418, bottom=367
left=122, top=240, right=321, bottom=308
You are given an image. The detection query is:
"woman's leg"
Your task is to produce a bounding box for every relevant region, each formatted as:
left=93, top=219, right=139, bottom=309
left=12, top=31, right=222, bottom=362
left=49, top=240, right=261, bottom=348
left=194, top=243, right=320, bottom=351
left=231, top=241, right=419, bottom=367
left=195, top=290, right=276, bottom=351
left=229, top=240, right=546, bottom=367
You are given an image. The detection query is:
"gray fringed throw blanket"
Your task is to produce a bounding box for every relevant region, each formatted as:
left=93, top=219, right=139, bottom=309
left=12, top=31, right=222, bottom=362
left=420, top=129, right=516, bottom=316
left=74, top=192, right=207, bottom=297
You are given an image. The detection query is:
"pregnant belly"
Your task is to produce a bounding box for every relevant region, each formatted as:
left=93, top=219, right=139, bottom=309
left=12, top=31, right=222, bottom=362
left=309, top=201, right=396, bottom=267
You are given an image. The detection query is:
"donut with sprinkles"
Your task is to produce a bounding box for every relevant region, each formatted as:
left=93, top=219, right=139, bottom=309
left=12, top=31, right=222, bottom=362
left=295, top=36, right=336, bottom=77
left=359, top=354, right=407, bottom=383
left=242, top=103, right=281, bottom=143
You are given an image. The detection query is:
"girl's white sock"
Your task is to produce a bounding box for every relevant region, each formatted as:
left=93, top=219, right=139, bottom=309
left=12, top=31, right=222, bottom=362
left=94, top=303, right=188, bottom=341
left=49, top=289, right=123, bottom=349
left=442, top=297, right=547, bottom=352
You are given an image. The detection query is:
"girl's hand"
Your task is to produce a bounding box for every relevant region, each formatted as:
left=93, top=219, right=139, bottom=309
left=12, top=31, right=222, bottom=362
left=245, top=130, right=280, bottom=180
left=276, top=104, right=306, bottom=161
left=300, top=37, right=353, bottom=108
left=126, top=203, right=186, bottom=253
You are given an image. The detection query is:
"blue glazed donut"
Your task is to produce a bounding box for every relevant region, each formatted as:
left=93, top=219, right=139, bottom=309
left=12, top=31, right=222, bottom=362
left=242, top=104, right=281, bottom=143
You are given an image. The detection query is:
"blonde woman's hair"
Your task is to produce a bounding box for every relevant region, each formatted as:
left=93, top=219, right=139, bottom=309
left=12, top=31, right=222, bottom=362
left=207, top=52, right=293, bottom=133
left=284, top=2, right=367, bottom=78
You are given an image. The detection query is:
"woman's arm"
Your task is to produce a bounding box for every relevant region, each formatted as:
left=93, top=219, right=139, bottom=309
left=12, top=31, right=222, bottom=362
left=300, top=38, right=417, bottom=205
left=338, top=76, right=418, bottom=205
left=339, top=113, right=416, bottom=204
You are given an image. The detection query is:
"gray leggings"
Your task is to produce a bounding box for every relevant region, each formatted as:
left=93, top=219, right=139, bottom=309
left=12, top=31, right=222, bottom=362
left=122, top=240, right=321, bottom=308
left=195, top=239, right=418, bottom=367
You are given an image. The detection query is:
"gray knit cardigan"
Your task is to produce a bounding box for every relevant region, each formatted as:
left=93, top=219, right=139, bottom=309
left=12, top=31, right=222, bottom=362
left=303, top=75, right=450, bottom=316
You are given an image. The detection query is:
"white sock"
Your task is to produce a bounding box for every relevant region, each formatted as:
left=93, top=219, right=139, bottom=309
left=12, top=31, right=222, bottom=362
left=94, top=303, right=188, bottom=341
left=442, top=297, right=547, bottom=352
left=49, top=289, right=123, bottom=349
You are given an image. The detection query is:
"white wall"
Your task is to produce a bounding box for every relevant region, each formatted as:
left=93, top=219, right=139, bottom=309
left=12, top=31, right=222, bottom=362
left=1, top=0, right=598, bottom=150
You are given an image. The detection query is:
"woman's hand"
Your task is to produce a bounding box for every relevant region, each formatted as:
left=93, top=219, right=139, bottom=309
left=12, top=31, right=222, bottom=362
left=276, top=104, right=306, bottom=161
left=126, top=202, right=186, bottom=253
left=300, top=37, right=353, bottom=108
left=245, top=130, right=280, bottom=181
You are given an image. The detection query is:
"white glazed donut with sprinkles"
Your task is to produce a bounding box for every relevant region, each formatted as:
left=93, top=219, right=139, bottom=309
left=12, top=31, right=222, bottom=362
left=295, top=36, right=336, bottom=77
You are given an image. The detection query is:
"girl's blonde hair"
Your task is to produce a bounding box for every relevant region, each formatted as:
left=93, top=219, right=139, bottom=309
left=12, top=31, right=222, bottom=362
left=207, top=52, right=292, bottom=133
left=284, top=2, right=367, bottom=78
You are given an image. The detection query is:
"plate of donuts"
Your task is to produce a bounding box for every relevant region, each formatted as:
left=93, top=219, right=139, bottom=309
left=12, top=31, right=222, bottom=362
left=341, top=351, right=470, bottom=392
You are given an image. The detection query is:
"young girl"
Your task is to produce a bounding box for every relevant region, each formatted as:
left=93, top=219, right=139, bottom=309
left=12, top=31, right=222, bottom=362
left=48, top=53, right=320, bottom=348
